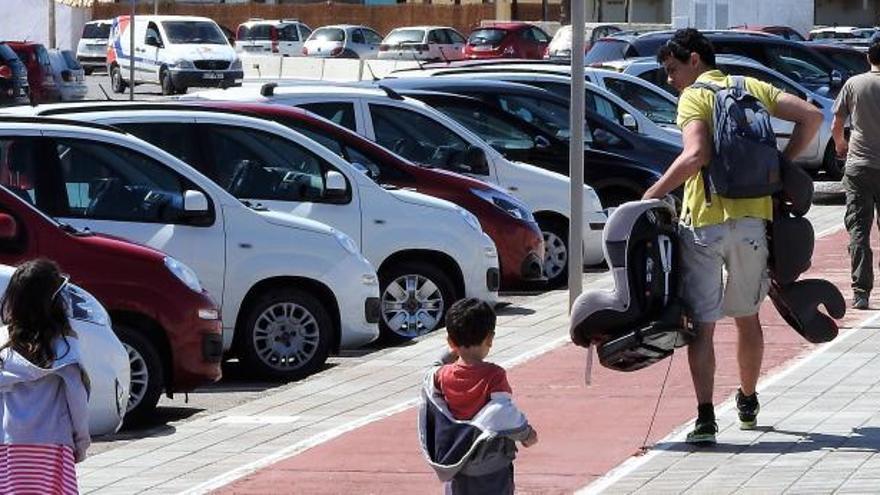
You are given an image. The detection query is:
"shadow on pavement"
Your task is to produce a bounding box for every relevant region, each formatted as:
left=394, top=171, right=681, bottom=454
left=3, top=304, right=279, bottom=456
left=653, top=426, right=880, bottom=454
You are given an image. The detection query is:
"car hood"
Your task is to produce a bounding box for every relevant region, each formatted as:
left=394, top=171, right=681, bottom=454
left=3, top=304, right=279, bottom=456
left=387, top=188, right=461, bottom=212
left=256, top=208, right=336, bottom=236
left=168, top=44, right=236, bottom=61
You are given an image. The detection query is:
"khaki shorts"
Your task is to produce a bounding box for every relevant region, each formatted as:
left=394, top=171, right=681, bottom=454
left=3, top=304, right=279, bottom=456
left=679, top=218, right=770, bottom=323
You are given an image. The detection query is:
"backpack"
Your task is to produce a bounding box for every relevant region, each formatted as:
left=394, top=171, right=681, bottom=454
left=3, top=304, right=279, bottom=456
left=691, top=76, right=782, bottom=202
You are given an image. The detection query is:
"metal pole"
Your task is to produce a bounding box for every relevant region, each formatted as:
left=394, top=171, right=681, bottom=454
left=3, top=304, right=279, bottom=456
left=154, top=0, right=159, bottom=15
left=129, top=0, right=135, bottom=101
left=569, top=0, right=585, bottom=309
left=48, top=0, right=56, bottom=49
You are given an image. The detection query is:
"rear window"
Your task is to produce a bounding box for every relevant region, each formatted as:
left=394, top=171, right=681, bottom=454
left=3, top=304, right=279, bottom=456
left=82, top=22, right=111, bottom=39
left=468, top=29, right=507, bottom=46
left=35, top=46, right=51, bottom=67
left=383, top=29, right=425, bottom=45
left=237, top=24, right=273, bottom=41
left=61, top=50, right=81, bottom=70
left=0, top=44, right=18, bottom=63
left=584, top=39, right=629, bottom=64
left=828, top=50, right=870, bottom=74
left=311, top=28, right=345, bottom=42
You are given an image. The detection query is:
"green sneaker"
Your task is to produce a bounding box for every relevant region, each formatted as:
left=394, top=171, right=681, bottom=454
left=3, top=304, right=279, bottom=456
left=685, top=419, right=718, bottom=445
left=737, top=389, right=760, bottom=430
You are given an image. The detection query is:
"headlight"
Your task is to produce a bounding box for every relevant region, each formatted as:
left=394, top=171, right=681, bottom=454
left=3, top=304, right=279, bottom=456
left=230, top=58, right=242, bottom=71
left=470, top=188, right=535, bottom=223
left=165, top=256, right=203, bottom=293
left=170, top=59, right=194, bottom=69
left=334, top=230, right=360, bottom=255
left=459, top=208, right=482, bottom=232
left=66, top=284, right=110, bottom=327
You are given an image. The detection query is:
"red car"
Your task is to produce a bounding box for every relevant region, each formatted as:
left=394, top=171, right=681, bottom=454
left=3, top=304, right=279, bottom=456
left=729, top=25, right=806, bottom=41
left=3, top=41, right=60, bottom=104
left=464, top=23, right=551, bottom=59
left=0, top=174, right=222, bottom=423
left=196, top=101, right=546, bottom=289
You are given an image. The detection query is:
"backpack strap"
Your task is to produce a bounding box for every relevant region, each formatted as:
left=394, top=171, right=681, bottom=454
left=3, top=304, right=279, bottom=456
left=688, top=81, right=722, bottom=207
left=689, top=81, right=723, bottom=93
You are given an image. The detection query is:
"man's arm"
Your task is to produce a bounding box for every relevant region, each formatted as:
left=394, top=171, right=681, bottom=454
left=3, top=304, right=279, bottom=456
left=772, top=93, right=824, bottom=162
left=642, top=120, right=712, bottom=199
left=831, top=113, right=848, bottom=158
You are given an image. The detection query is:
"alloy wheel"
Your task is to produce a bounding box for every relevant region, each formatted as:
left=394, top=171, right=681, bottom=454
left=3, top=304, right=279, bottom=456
left=381, top=274, right=444, bottom=338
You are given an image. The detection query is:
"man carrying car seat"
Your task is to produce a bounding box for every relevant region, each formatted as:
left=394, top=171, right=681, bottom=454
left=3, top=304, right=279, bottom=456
left=643, top=28, right=822, bottom=445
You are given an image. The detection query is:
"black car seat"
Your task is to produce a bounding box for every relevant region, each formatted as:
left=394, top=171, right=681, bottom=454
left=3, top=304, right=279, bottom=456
left=86, top=177, right=140, bottom=218
left=227, top=159, right=277, bottom=198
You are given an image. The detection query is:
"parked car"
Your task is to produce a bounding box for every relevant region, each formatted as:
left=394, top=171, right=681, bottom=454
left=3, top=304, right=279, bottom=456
left=545, top=23, right=622, bottom=60
left=189, top=84, right=607, bottom=286
left=4, top=41, right=60, bottom=104
left=0, top=43, right=29, bottom=105
left=808, top=26, right=876, bottom=41
left=30, top=104, right=499, bottom=338
left=805, top=42, right=871, bottom=77
left=464, top=23, right=551, bottom=59
left=47, top=49, right=87, bottom=101
left=0, top=264, right=129, bottom=435
left=378, top=26, right=467, bottom=62
left=194, top=100, right=544, bottom=289
left=302, top=25, right=383, bottom=59
left=107, top=15, right=244, bottom=96
left=585, top=30, right=843, bottom=97
left=729, top=24, right=806, bottom=41
left=0, top=179, right=221, bottom=422
left=234, top=18, right=312, bottom=57
left=0, top=115, right=380, bottom=379
left=76, top=19, right=112, bottom=75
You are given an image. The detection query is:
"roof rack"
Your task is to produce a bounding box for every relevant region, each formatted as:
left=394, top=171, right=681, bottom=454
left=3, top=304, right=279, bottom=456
left=0, top=115, right=126, bottom=134
left=261, top=82, right=277, bottom=97
left=33, top=102, right=262, bottom=121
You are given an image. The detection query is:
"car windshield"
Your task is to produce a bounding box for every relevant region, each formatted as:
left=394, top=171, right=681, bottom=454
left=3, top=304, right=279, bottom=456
left=828, top=50, right=871, bottom=74
left=432, top=104, right=535, bottom=151
left=384, top=29, right=425, bottom=45
left=82, top=22, right=111, bottom=39
left=584, top=39, right=628, bottom=63
left=161, top=21, right=228, bottom=45
left=312, top=28, right=345, bottom=42
left=495, top=94, right=572, bottom=138
left=468, top=29, right=506, bottom=46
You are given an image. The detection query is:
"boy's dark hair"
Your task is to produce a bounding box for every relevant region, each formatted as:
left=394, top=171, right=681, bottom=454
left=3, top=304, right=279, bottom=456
left=869, top=41, right=880, bottom=66
left=656, top=28, right=716, bottom=67
left=445, top=298, right=496, bottom=348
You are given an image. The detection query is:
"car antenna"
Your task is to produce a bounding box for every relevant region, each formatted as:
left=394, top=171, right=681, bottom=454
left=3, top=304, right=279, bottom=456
left=363, top=60, right=379, bottom=82
left=377, top=84, right=404, bottom=100
left=410, top=50, right=425, bottom=70
left=260, top=82, right=277, bottom=97
left=97, top=83, right=112, bottom=101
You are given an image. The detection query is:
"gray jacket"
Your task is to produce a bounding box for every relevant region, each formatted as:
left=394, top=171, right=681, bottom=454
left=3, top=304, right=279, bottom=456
left=0, top=335, right=91, bottom=462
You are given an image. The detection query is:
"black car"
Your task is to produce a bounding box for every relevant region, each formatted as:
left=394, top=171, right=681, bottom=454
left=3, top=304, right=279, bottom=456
left=803, top=41, right=870, bottom=78
left=0, top=43, right=29, bottom=105
left=586, top=30, right=844, bottom=97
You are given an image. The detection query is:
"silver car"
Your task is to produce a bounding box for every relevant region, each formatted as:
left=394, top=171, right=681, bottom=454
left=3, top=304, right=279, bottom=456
left=302, top=24, right=383, bottom=59
left=47, top=49, right=87, bottom=101
left=76, top=19, right=111, bottom=75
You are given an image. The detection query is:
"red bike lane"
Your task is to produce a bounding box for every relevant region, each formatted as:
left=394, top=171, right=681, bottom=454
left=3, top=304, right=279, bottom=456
left=217, top=229, right=865, bottom=494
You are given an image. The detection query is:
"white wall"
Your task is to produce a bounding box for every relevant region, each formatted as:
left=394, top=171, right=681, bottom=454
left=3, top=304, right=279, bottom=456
left=0, top=0, right=90, bottom=51
left=672, top=0, right=813, bottom=36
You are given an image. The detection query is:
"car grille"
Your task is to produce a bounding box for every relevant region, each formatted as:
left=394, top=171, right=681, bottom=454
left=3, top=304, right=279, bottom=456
left=194, top=60, right=230, bottom=71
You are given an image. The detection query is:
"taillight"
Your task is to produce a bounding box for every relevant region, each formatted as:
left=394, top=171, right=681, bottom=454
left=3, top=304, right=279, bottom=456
left=0, top=66, right=10, bottom=79
left=271, top=26, right=279, bottom=53
left=330, top=46, right=343, bottom=56
left=302, top=46, right=308, bottom=55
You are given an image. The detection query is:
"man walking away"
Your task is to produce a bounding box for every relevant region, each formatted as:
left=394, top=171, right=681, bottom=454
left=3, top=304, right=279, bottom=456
left=832, top=41, right=880, bottom=311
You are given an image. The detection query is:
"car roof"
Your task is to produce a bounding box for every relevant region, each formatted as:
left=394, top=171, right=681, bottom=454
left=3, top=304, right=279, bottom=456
left=473, top=22, right=532, bottom=31
left=315, top=24, right=374, bottom=31
left=84, top=19, right=112, bottom=26
left=389, top=26, right=452, bottom=32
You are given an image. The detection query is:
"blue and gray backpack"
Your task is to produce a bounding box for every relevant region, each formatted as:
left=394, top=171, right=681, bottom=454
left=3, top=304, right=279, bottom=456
left=691, top=75, right=782, bottom=202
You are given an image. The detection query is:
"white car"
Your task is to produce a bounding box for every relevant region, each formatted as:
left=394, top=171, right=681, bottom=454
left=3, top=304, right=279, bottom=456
left=809, top=26, right=876, bottom=41
left=378, top=26, right=467, bottom=62
left=189, top=84, right=607, bottom=282
left=47, top=49, right=88, bottom=101
left=302, top=24, right=383, bottom=59
left=30, top=104, right=500, bottom=339
left=107, top=15, right=244, bottom=95
left=76, top=19, right=112, bottom=75
left=600, top=55, right=841, bottom=177
left=0, top=118, right=380, bottom=380
left=234, top=18, right=312, bottom=57
left=545, top=23, right=622, bottom=60
left=0, top=266, right=129, bottom=436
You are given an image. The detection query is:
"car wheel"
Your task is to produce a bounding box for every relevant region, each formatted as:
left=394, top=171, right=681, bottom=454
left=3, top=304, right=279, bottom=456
left=539, top=218, right=569, bottom=288
left=822, top=141, right=844, bottom=180
left=83, top=67, right=93, bottom=76
left=116, top=325, right=163, bottom=426
left=379, top=261, right=456, bottom=340
left=160, top=70, right=176, bottom=96
left=110, top=65, right=127, bottom=94
left=238, top=288, right=332, bottom=380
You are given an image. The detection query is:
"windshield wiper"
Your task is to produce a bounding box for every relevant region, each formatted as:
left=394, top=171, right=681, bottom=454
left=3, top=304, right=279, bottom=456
left=240, top=199, right=268, bottom=211
left=58, top=222, right=92, bottom=236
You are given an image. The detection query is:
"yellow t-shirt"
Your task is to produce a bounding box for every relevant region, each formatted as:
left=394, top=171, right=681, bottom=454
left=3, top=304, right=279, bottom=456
left=677, top=70, right=781, bottom=228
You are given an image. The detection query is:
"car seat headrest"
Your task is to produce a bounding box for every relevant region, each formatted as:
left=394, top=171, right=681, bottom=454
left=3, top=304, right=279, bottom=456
left=769, top=212, right=814, bottom=285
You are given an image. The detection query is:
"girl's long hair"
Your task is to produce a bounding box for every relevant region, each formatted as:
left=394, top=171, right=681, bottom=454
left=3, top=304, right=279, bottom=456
left=0, top=259, right=73, bottom=368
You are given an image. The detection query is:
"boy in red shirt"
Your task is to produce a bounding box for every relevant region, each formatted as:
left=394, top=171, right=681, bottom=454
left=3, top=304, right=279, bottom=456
left=420, top=298, right=537, bottom=494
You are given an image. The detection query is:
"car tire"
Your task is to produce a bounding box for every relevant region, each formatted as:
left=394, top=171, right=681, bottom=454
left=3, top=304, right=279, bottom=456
left=238, top=288, right=332, bottom=381
left=116, top=325, right=163, bottom=426
left=379, top=261, right=456, bottom=340
left=110, top=65, right=127, bottom=94
left=539, top=217, right=569, bottom=289
left=160, top=70, right=176, bottom=96
left=83, top=67, right=93, bottom=76
left=822, top=141, right=844, bottom=181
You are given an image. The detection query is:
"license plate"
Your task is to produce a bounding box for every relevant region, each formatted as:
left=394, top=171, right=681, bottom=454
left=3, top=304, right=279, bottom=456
left=202, top=72, right=224, bottom=80
left=473, top=45, right=493, bottom=51
left=244, top=46, right=262, bottom=52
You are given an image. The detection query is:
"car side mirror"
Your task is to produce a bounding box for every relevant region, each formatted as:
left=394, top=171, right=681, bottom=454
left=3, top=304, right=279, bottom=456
left=183, top=190, right=209, bottom=213
left=351, top=162, right=379, bottom=180
left=325, top=170, right=347, bottom=199
left=0, top=213, right=18, bottom=241
left=830, top=69, right=844, bottom=89
left=145, top=34, right=162, bottom=48
left=622, top=113, right=638, bottom=132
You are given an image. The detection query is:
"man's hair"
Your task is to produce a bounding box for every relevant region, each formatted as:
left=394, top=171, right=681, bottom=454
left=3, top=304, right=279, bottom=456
left=869, top=41, right=880, bottom=66
left=656, top=28, right=716, bottom=67
left=445, top=298, right=496, bottom=348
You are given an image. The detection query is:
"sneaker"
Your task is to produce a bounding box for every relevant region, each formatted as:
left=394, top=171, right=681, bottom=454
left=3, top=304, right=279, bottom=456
left=736, top=389, right=760, bottom=430
left=853, top=294, right=869, bottom=310
left=685, top=419, right=718, bottom=445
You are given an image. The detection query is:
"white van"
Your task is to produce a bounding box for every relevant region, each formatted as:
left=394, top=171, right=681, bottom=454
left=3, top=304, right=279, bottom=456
left=0, top=118, right=380, bottom=381
left=76, top=19, right=112, bottom=75
left=107, top=15, right=243, bottom=95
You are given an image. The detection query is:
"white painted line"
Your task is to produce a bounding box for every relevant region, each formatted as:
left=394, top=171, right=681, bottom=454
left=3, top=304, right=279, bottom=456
left=182, top=334, right=571, bottom=494
left=576, top=310, right=880, bottom=495
left=214, top=415, right=300, bottom=425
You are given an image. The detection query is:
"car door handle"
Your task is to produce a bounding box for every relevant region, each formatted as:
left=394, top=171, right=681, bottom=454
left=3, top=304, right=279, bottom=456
left=508, top=186, right=519, bottom=192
